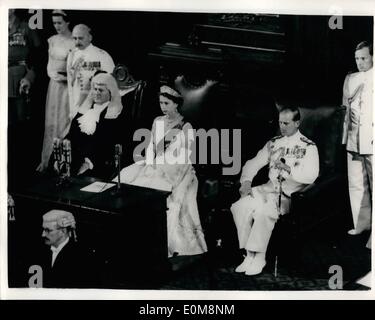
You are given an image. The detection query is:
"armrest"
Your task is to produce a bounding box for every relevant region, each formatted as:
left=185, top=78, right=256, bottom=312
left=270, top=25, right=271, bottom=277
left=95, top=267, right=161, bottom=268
left=289, top=173, right=348, bottom=232
left=292, top=174, right=345, bottom=200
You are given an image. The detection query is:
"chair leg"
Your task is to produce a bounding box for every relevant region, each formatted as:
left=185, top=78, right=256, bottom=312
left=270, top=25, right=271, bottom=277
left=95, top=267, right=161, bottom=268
left=274, top=255, right=278, bottom=278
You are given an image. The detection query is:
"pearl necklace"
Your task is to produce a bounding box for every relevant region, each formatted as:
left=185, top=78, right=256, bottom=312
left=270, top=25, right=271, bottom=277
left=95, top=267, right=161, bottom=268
left=165, top=112, right=182, bottom=123
left=164, top=113, right=182, bottom=132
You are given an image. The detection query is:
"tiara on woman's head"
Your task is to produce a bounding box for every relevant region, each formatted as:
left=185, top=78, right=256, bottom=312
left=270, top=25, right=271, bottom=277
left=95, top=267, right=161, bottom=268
left=160, top=85, right=182, bottom=98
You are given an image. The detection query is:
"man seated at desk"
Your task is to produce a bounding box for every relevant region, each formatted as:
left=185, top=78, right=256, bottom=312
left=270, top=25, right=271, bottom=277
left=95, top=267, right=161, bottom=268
left=64, top=72, right=125, bottom=178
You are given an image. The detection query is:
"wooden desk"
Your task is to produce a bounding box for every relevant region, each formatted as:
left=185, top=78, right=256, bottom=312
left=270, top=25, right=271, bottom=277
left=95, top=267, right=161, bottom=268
left=9, top=176, right=170, bottom=288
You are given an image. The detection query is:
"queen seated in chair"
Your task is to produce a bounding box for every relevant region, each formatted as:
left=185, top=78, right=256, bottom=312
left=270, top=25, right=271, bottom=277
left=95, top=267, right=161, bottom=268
left=65, top=72, right=125, bottom=178
left=117, top=85, right=207, bottom=257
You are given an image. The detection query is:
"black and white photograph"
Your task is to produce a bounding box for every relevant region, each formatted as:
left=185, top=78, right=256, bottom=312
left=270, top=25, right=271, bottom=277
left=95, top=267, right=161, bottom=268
left=1, top=0, right=374, bottom=300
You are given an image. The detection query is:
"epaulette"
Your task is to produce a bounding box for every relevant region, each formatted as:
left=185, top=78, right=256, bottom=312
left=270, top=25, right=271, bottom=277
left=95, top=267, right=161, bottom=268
left=270, top=135, right=283, bottom=142
left=98, top=48, right=109, bottom=55
left=346, top=70, right=361, bottom=79
left=347, top=70, right=359, bottom=76
left=300, top=136, right=315, bottom=146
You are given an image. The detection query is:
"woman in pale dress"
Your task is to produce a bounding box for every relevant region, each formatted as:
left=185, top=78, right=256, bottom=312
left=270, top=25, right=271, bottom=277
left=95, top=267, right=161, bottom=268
left=118, top=85, right=207, bottom=257
left=37, top=10, right=74, bottom=171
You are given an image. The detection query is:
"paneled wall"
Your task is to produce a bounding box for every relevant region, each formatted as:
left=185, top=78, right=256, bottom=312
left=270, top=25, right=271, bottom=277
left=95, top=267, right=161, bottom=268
left=19, top=9, right=372, bottom=103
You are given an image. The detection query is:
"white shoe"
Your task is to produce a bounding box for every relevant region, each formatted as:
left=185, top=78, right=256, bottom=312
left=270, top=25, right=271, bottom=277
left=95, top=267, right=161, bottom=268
left=348, top=229, right=360, bottom=235
left=235, top=255, right=254, bottom=273
left=245, top=256, right=266, bottom=276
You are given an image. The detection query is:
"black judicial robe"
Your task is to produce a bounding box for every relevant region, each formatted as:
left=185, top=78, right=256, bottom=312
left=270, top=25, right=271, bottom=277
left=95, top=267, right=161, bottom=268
left=65, top=87, right=140, bottom=179
left=66, top=103, right=125, bottom=179
left=40, top=240, right=93, bottom=288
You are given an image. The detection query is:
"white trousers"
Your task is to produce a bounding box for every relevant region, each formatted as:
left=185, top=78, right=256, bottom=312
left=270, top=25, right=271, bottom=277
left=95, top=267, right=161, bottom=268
left=231, top=181, right=290, bottom=253
left=347, top=152, right=372, bottom=233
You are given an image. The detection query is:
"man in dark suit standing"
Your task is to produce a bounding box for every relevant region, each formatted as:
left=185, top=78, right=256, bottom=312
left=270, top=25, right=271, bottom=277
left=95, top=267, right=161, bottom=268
left=40, top=210, right=91, bottom=288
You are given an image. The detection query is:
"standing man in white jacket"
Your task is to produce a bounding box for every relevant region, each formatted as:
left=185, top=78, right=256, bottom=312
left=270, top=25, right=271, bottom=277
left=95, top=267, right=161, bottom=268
left=231, top=107, right=319, bottom=275
left=67, top=24, right=115, bottom=119
left=342, top=41, right=373, bottom=238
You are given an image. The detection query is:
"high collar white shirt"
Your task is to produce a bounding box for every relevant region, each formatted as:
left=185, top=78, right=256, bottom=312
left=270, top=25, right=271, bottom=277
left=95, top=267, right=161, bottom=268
left=50, top=237, right=70, bottom=267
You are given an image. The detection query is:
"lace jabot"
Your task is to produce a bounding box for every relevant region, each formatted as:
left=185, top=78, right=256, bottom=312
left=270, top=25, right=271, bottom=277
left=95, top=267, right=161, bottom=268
left=77, top=101, right=109, bottom=135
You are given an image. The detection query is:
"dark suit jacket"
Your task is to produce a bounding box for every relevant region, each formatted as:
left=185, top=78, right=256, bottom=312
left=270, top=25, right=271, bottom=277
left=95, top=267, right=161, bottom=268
left=40, top=240, right=93, bottom=288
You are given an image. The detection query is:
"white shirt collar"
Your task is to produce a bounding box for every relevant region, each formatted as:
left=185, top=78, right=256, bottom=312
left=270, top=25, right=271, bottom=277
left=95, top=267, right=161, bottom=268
left=80, top=43, right=93, bottom=53
left=50, top=237, right=70, bottom=267
left=283, top=130, right=301, bottom=142
left=363, top=67, right=373, bottom=80
left=51, top=236, right=70, bottom=253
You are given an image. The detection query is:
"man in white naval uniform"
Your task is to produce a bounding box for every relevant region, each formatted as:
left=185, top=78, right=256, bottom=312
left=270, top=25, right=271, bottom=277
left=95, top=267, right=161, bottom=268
left=67, top=24, right=115, bottom=119
left=231, top=107, right=319, bottom=275
left=342, top=41, right=373, bottom=240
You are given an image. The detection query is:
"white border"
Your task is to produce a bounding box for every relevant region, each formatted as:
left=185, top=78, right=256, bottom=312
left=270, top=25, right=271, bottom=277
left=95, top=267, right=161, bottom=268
left=1, top=0, right=375, bottom=300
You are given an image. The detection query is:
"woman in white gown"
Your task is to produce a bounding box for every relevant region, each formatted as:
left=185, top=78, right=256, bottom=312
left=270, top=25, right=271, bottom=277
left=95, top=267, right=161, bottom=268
left=118, top=85, right=207, bottom=257
left=37, top=10, right=74, bottom=171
